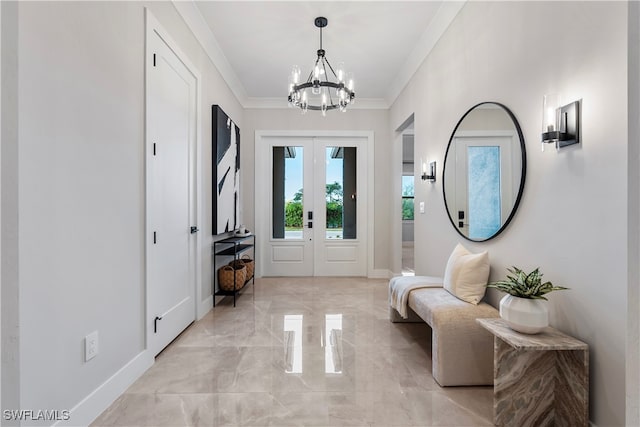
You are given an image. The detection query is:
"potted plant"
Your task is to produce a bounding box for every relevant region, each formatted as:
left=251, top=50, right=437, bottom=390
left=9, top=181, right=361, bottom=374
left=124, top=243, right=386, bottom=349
left=487, top=267, right=568, bottom=334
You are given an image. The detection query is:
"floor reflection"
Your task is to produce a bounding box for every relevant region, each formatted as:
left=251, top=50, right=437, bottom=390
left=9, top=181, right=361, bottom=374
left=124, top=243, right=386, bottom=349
left=324, top=314, right=343, bottom=373
left=284, top=314, right=303, bottom=373
left=92, top=277, right=494, bottom=427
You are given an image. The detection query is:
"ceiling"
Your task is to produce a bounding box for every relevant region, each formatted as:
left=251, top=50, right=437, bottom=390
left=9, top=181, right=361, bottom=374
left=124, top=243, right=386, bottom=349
left=175, top=1, right=465, bottom=109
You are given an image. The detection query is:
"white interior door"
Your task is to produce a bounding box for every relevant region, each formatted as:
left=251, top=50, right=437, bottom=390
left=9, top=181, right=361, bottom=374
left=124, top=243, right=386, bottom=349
left=147, top=28, right=197, bottom=356
left=258, top=136, right=367, bottom=277
left=453, top=135, right=513, bottom=240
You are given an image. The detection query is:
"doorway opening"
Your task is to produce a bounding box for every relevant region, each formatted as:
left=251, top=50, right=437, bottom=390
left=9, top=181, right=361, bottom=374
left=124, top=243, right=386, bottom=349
left=400, top=120, right=415, bottom=276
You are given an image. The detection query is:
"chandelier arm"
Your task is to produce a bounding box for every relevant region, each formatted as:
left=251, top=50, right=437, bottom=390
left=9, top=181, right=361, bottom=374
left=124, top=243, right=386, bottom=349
left=323, top=57, right=339, bottom=79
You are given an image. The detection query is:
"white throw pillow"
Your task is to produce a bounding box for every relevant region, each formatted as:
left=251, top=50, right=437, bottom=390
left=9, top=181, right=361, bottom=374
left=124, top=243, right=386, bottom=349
left=443, top=243, right=490, bottom=305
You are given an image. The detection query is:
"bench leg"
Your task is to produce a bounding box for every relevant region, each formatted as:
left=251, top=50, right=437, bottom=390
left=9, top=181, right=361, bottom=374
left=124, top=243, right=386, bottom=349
left=389, top=306, right=423, bottom=323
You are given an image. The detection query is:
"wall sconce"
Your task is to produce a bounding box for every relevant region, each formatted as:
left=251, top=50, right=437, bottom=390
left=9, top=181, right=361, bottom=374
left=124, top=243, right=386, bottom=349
left=421, top=161, right=436, bottom=182
left=541, top=94, right=581, bottom=151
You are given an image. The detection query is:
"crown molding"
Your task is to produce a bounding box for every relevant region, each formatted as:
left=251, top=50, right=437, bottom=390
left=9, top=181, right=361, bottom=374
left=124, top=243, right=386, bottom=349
left=385, top=1, right=466, bottom=107
left=172, top=0, right=249, bottom=105
left=173, top=0, right=465, bottom=111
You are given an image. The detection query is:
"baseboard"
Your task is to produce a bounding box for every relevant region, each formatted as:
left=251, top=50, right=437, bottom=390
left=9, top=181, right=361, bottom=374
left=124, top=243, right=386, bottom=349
left=54, top=351, right=153, bottom=427
left=198, top=295, right=213, bottom=319
left=369, top=269, right=392, bottom=279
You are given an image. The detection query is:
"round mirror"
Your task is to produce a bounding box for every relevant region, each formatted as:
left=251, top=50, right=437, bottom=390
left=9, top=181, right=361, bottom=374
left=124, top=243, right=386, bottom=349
left=443, top=102, right=526, bottom=241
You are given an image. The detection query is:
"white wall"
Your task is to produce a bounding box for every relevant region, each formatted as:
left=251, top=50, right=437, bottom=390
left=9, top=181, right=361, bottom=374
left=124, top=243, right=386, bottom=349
left=627, top=2, right=640, bottom=424
left=1, top=1, right=20, bottom=422
left=243, top=108, right=391, bottom=274
left=390, top=2, right=626, bottom=425
left=4, top=1, right=242, bottom=424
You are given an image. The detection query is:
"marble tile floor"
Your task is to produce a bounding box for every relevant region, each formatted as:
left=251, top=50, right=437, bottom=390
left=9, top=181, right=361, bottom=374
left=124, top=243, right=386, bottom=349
left=92, top=277, right=493, bottom=427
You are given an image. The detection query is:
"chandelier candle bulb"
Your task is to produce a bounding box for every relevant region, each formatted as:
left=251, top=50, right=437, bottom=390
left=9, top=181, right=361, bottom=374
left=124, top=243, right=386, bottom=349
left=337, top=62, right=345, bottom=82
left=292, top=65, right=301, bottom=84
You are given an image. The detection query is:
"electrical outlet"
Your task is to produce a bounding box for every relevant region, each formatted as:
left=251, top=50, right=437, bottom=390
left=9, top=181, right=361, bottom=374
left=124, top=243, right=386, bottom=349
left=85, top=331, right=99, bottom=362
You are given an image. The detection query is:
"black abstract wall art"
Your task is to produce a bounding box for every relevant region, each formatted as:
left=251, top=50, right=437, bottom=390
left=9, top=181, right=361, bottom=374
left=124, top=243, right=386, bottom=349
left=212, top=105, right=240, bottom=234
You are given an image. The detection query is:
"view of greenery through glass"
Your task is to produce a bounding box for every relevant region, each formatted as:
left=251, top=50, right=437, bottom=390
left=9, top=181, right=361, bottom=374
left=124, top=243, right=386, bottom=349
left=402, top=176, right=415, bottom=221
left=284, top=182, right=344, bottom=229
left=281, top=146, right=350, bottom=239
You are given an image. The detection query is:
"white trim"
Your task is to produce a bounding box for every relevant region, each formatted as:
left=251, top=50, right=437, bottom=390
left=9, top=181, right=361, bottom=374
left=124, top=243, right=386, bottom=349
left=366, top=131, right=375, bottom=278
left=172, top=0, right=249, bottom=106
left=172, top=0, right=463, bottom=110
left=255, top=130, right=375, bottom=278
left=54, top=351, right=153, bottom=427
left=385, top=1, right=466, bottom=106
left=198, top=295, right=212, bottom=320
left=145, top=8, right=202, bottom=348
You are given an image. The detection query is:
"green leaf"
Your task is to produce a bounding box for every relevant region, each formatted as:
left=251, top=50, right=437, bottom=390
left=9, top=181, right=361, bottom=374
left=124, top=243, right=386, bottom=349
left=487, top=266, right=569, bottom=298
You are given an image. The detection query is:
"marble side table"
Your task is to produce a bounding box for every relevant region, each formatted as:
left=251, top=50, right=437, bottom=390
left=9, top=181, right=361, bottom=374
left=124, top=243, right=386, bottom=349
left=477, top=318, right=589, bottom=427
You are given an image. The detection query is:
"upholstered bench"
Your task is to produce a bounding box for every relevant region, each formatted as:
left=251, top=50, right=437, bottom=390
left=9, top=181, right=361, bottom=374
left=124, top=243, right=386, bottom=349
left=389, top=244, right=500, bottom=386
left=390, top=286, right=498, bottom=386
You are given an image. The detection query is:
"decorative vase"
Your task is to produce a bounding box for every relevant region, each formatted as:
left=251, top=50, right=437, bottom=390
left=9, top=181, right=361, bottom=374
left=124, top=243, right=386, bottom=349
left=499, top=295, right=548, bottom=334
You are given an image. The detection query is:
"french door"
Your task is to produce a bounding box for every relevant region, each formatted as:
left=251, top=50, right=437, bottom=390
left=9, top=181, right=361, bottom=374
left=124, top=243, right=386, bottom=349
left=258, top=135, right=367, bottom=276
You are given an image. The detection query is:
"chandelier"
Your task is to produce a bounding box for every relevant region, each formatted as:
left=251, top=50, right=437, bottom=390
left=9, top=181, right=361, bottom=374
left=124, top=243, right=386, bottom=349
left=287, top=17, right=355, bottom=115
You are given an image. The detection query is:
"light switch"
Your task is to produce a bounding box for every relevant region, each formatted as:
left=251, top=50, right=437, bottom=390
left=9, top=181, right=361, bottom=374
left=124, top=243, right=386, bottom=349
left=419, top=202, right=425, bottom=214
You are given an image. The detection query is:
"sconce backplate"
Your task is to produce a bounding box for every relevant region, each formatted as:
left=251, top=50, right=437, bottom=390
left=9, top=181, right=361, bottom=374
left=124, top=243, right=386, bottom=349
left=557, top=100, right=580, bottom=148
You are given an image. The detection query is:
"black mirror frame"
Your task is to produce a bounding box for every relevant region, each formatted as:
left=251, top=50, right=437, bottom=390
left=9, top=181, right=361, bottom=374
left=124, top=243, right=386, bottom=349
left=442, top=102, right=527, bottom=242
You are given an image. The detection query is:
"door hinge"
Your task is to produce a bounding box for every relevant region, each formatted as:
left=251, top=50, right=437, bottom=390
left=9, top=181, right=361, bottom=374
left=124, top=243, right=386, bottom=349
left=153, top=53, right=156, bottom=67
left=153, top=231, right=157, bottom=244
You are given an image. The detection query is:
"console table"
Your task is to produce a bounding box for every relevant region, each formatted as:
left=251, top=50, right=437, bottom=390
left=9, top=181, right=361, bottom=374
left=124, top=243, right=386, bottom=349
left=477, top=318, right=588, bottom=427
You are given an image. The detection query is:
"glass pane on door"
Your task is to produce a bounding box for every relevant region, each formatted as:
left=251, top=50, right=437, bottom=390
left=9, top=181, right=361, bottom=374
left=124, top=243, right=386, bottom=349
left=402, top=176, right=414, bottom=220
left=272, top=146, right=304, bottom=239
left=467, top=146, right=501, bottom=239
left=326, top=147, right=357, bottom=239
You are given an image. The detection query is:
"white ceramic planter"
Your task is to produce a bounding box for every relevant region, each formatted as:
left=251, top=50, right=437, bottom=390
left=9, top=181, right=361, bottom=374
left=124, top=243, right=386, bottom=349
left=499, top=295, right=548, bottom=334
